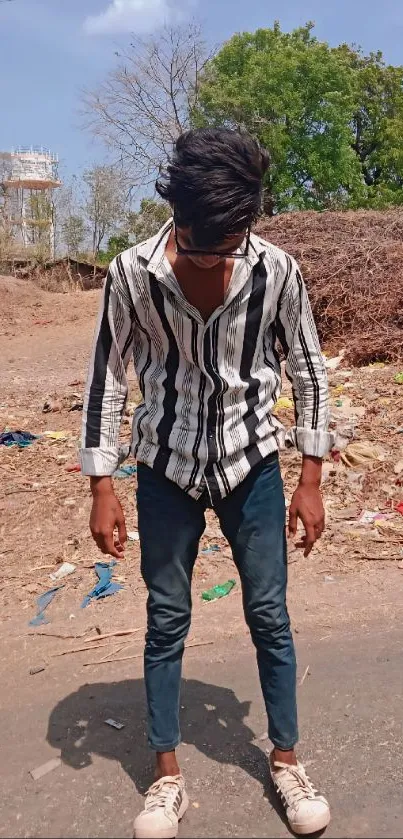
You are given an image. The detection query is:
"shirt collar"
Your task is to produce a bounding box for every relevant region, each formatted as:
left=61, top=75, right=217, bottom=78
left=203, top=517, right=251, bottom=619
left=136, top=219, right=266, bottom=274
left=136, top=218, right=173, bottom=273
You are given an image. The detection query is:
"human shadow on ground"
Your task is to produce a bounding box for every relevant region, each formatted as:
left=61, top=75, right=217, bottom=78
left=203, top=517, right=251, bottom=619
left=47, top=676, right=290, bottom=829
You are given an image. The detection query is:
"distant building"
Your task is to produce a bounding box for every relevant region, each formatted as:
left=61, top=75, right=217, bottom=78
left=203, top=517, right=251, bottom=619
left=0, top=146, right=61, bottom=258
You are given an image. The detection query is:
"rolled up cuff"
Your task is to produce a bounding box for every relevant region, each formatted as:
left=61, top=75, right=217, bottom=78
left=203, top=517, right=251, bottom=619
left=79, top=446, right=121, bottom=476
left=285, top=427, right=335, bottom=458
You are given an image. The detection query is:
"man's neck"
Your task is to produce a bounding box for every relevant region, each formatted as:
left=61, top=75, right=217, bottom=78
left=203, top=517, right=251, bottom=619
left=164, top=229, right=235, bottom=323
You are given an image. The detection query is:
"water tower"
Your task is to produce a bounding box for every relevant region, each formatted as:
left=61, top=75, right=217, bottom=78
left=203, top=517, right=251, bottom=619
left=0, top=146, right=61, bottom=258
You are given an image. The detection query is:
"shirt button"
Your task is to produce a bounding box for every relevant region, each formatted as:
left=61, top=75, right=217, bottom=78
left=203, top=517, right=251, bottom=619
left=207, top=431, right=213, bottom=439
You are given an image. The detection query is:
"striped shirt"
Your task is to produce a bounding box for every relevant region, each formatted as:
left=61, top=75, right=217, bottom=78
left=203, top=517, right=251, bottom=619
left=80, top=220, right=332, bottom=500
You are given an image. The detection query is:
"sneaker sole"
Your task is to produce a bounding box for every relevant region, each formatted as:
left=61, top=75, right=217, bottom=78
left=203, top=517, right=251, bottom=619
left=289, top=810, right=331, bottom=835
left=134, top=792, right=189, bottom=839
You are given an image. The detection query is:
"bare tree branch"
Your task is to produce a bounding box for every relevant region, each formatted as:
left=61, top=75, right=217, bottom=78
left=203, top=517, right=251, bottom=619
left=82, top=23, right=215, bottom=188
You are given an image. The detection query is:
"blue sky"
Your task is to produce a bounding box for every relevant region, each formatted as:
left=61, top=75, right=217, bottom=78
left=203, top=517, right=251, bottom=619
left=1, top=0, right=403, bottom=184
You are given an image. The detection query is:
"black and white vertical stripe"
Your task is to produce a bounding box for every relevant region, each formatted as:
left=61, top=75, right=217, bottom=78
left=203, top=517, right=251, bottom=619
left=80, top=221, right=332, bottom=500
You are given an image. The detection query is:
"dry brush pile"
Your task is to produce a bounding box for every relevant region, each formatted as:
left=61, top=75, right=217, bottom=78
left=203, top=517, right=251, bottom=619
left=257, top=209, right=403, bottom=365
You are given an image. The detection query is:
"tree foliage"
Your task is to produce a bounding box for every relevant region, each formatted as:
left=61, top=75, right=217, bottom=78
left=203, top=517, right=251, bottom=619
left=127, top=198, right=171, bottom=242
left=98, top=232, right=131, bottom=263
left=83, top=165, right=125, bottom=258
left=61, top=214, right=86, bottom=257
left=195, top=23, right=403, bottom=212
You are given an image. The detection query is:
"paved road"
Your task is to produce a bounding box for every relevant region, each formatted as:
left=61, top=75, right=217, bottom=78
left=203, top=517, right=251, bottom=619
left=1, top=627, right=402, bottom=838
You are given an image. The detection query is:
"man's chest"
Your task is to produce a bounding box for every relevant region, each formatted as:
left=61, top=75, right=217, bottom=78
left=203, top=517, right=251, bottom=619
left=170, top=261, right=234, bottom=323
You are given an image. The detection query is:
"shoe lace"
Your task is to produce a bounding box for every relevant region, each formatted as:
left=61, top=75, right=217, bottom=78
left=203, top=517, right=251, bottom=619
left=145, top=776, right=182, bottom=812
left=274, top=763, right=319, bottom=807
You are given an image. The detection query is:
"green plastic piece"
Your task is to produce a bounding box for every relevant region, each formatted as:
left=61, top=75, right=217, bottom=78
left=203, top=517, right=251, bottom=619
left=201, top=579, right=236, bottom=602
left=394, top=372, right=403, bottom=385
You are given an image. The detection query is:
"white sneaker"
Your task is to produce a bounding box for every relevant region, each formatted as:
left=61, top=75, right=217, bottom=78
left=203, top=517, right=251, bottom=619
left=270, top=758, right=330, bottom=835
left=133, top=775, right=189, bottom=839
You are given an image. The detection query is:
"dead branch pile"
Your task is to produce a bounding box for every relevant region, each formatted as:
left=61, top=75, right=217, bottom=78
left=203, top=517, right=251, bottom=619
left=257, top=209, right=403, bottom=365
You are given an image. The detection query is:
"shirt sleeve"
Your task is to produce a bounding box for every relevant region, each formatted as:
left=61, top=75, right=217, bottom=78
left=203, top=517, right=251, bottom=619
left=276, top=254, right=334, bottom=458
left=79, top=258, right=134, bottom=476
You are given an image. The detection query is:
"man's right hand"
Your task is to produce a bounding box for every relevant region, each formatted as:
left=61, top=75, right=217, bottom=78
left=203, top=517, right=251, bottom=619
left=89, top=477, right=127, bottom=559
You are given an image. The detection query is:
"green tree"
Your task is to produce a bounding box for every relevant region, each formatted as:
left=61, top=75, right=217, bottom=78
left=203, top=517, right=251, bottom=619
left=127, top=198, right=171, bottom=242
left=83, top=165, right=126, bottom=260
left=61, top=214, right=86, bottom=257
left=195, top=23, right=403, bottom=212
left=98, top=232, right=131, bottom=263
left=338, top=46, right=403, bottom=207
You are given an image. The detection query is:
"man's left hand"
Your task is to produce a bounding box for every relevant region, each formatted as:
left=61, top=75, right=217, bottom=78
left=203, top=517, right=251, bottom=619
left=288, top=483, right=325, bottom=557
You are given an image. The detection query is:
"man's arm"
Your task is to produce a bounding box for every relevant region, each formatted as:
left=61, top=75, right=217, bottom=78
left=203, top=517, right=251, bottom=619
left=276, top=255, right=333, bottom=556
left=79, top=258, right=134, bottom=557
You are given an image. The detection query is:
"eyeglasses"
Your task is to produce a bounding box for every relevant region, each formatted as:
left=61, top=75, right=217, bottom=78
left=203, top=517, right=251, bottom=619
left=174, top=224, right=251, bottom=259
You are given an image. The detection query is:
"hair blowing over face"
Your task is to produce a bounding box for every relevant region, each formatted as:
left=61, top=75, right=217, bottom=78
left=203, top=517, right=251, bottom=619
left=156, top=128, right=269, bottom=248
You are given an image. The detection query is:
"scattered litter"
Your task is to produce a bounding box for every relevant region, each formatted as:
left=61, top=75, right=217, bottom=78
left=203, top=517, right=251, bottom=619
left=321, top=462, right=337, bottom=483
left=274, top=396, right=294, bottom=411
left=396, top=502, right=403, bottom=516
left=64, top=498, right=76, bottom=508
left=43, top=431, right=68, bottom=441
left=201, top=544, right=220, bottom=554
left=68, top=400, right=83, bottom=412
left=202, top=580, right=236, bottom=601
left=324, top=575, right=335, bottom=583
left=0, top=430, right=37, bottom=447
left=42, top=400, right=61, bottom=413
left=30, top=758, right=61, bottom=781
left=324, top=350, right=345, bottom=370
left=394, top=372, right=403, bottom=385
left=299, top=665, right=310, bottom=686
left=65, top=463, right=81, bottom=473
left=340, top=441, right=382, bottom=467
left=29, top=666, right=46, bottom=675
left=128, top=531, right=140, bottom=541
left=29, top=586, right=63, bottom=627
left=49, top=562, right=76, bottom=582
left=358, top=511, right=393, bottom=526
left=81, top=562, right=123, bottom=608
left=346, top=470, right=364, bottom=488
left=105, top=718, right=125, bottom=730
left=192, top=802, right=200, bottom=809
left=113, top=464, right=137, bottom=478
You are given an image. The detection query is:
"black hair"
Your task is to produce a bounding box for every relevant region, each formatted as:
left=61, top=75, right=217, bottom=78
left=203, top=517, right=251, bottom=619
left=155, top=128, right=269, bottom=248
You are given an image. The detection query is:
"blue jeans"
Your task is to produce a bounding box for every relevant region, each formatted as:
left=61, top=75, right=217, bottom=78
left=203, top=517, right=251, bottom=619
left=137, top=454, right=298, bottom=752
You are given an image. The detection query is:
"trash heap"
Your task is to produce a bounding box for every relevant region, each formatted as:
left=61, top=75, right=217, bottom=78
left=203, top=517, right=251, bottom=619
left=257, top=209, right=403, bottom=365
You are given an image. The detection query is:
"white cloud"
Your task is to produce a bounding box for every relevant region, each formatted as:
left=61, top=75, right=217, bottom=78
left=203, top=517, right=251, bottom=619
left=83, top=0, right=171, bottom=35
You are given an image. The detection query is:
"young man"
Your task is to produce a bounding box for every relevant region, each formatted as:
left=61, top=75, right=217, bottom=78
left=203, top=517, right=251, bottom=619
left=80, top=128, right=332, bottom=838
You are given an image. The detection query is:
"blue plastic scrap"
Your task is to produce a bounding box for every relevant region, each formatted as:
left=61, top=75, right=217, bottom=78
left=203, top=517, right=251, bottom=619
left=81, top=561, right=123, bottom=609
left=0, top=430, right=37, bottom=448
left=113, top=464, right=137, bottom=478
left=29, top=586, right=63, bottom=626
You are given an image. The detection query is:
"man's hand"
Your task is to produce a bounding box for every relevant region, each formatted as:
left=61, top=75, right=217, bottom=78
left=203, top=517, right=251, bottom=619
left=288, top=456, right=325, bottom=557
left=89, top=477, right=127, bottom=559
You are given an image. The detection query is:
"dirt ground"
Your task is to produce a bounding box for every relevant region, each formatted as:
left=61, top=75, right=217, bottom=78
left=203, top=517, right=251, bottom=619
left=1, top=274, right=403, bottom=838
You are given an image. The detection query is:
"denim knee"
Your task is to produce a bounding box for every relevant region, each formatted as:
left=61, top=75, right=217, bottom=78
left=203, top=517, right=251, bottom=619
left=244, top=600, right=292, bottom=647
left=146, top=604, right=191, bottom=659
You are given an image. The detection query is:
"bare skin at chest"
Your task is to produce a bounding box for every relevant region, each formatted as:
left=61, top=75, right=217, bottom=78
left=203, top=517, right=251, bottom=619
left=165, top=229, right=235, bottom=322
